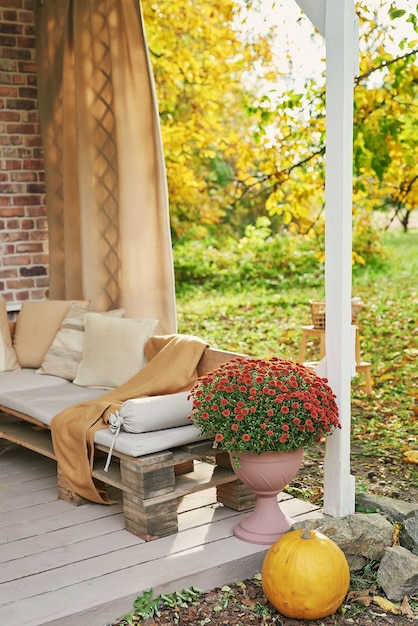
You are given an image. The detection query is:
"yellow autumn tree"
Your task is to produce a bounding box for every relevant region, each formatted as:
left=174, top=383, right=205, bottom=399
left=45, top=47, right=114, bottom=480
left=142, top=0, right=281, bottom=239
left=143, top=1, right=418, bottom=246
left=353, top=2, right=418, bottom=232
left=251, top=1, right=418, bottom=243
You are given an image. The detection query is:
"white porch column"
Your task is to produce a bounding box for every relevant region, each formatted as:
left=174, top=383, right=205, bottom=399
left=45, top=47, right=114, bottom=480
left=322, top=0, right=357, bottom=517
left=295, top=0, right=357, bottom=516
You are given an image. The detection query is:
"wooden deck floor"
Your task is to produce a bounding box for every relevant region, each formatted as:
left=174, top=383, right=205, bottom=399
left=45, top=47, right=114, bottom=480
left=0, top=440, right=323, bottom=626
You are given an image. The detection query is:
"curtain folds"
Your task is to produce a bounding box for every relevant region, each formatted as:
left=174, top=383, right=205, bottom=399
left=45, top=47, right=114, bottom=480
left=34, top=0, right=177, bottom=334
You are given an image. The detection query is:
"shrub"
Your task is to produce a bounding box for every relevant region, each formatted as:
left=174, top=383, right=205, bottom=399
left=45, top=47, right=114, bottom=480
left=173, top=218, right=323, bottom=294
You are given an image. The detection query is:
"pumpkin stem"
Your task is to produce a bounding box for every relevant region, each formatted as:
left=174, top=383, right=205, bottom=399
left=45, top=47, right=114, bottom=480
left=301, top=527, right=311, bottom=540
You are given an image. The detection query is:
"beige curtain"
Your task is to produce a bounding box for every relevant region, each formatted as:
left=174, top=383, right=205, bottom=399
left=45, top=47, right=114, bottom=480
left=34, top=0, right=176, bottom=334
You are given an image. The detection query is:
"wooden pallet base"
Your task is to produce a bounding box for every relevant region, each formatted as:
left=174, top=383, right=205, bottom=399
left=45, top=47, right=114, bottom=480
left=123, top=491, right=179, bottom=539
left=217, top=481, right=257, bottom=511
left=0, top=412, right=256, bottom=540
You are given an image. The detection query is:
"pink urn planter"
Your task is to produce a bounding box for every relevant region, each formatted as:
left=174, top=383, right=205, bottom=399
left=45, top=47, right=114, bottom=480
left=230, top=448, right=304, bottom=545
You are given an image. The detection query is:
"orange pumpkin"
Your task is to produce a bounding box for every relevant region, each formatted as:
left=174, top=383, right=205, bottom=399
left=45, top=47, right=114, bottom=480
left=262, top=528, right=350, bottom=620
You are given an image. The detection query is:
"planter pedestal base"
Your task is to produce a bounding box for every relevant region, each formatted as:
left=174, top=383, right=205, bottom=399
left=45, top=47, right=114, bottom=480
left=233, top=493, right=294, bottom=544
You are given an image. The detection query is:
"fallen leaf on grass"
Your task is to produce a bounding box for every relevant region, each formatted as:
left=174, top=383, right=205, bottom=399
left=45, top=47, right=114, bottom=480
left=373, top=595, right=401, bottom=614
left=405, top=349, right=418, bottom=359
left=392, top=521, right=401, bottom=546
left=346, top=581, right=415, bottom=617
left=404, top=450, right=418, bottom=465
left=310, top=490, right=324, bottom=503
left=400, top=596, right=415, bottom=618
left=346, top=590, right=373, bottom=606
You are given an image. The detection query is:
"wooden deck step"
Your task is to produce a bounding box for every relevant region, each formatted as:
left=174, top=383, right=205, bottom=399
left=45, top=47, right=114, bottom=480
left=0, top=441, right=323, bottom=626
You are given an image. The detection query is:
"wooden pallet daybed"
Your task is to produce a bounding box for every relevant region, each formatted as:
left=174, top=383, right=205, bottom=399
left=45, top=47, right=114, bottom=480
left=0, top=321, right=255, bottom=540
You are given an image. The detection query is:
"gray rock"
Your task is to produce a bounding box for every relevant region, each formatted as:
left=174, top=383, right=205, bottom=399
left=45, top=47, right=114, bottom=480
left=400, top=510, right=418, bottom=556
left=291, top=513, right=393, bottom=571
left=356, top=493, right=417, bottom=522
left=378, top=545, right=418, bottom=601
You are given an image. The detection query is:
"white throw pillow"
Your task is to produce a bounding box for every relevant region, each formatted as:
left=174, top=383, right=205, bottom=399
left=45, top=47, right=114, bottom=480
left=37, top=304, right=125, bottom=380
left=0, top=299, right=19, bottom=371
left=73, top=313, right=158, bottom=389
left=110, top=391, right=193, bottom=433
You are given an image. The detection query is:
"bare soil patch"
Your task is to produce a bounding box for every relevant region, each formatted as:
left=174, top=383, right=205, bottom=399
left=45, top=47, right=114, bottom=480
left=109, top=575, right=417, bottom=625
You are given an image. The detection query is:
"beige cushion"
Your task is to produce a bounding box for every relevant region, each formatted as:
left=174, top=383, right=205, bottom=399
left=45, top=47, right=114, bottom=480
left=0, top=300, right=19, bottom=371
left=36, top=304, right=125, bottom=380
left=13, top=300, right=90, bottom=368
left=73, top=313, right=158, bottom=389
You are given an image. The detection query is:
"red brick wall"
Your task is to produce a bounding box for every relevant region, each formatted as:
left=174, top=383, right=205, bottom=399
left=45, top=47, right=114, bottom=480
left=0, top=0, right=49, bottom=313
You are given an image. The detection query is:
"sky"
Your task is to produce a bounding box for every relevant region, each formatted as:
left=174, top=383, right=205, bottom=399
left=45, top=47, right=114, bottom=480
left=258, top=1, right=325, bottom=82
left=240, top=0, right=416, bottom=88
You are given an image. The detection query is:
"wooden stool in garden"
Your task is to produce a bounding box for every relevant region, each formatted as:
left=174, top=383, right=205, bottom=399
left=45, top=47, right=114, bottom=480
left=298, top=299, right=372, bottom=395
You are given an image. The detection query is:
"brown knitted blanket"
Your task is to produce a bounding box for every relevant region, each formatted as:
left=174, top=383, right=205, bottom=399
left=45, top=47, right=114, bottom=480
left=51, top=334, right=208, bottom=504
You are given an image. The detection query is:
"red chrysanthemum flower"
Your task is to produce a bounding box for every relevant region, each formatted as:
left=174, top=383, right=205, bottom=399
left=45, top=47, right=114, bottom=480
left=188, top=356, right=340, bottom=455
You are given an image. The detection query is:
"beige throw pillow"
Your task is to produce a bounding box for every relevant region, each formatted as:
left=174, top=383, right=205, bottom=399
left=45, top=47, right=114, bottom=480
left=13, top=300, right=90, bottom=368
left=37, top=304, right=125, bottom=380
left=0, top=299, right=20, bottom=371
left=73, top=313, right=158, bottom=389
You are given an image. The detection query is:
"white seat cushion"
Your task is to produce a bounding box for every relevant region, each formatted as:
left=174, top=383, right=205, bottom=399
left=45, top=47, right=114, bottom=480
left=0, top=383, right=107, bottom=426
left=0, top=369, right=69, bottom=395
left=94, top=424, right=204, bottom=458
